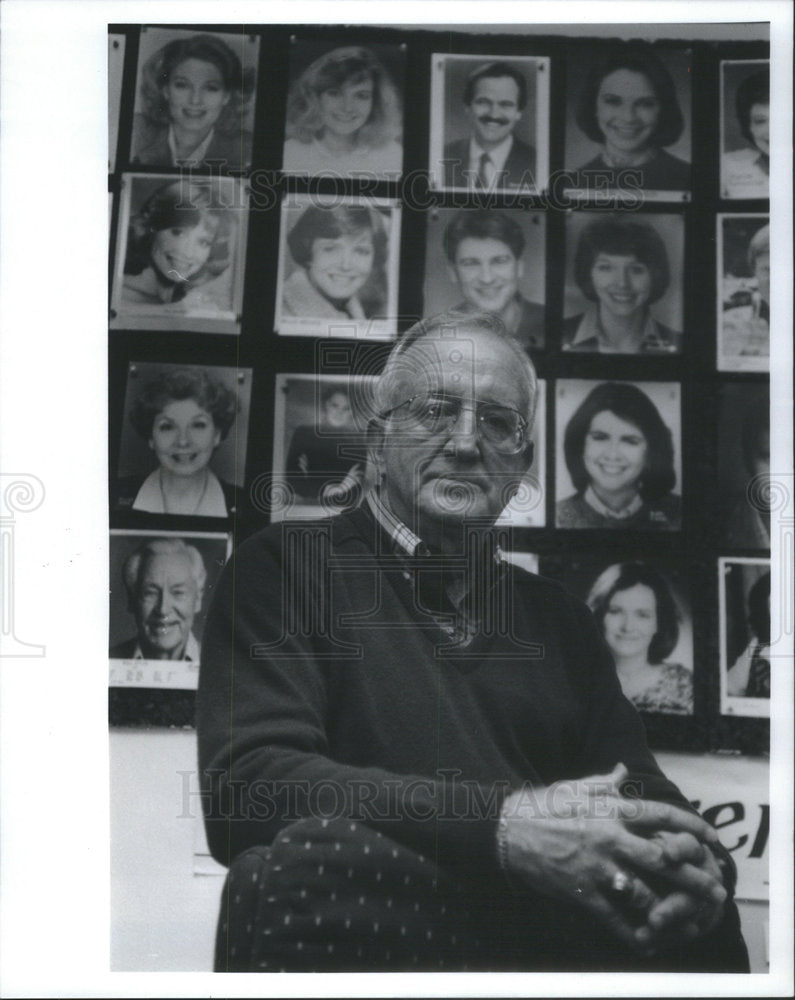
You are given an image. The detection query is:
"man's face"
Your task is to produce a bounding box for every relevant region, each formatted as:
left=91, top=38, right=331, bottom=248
left=465, top=75, right=523, bottom=150
left=375, top=329, right=533, bottom=546
left=133, top=552, right=202, bottom=660
left=449, top=236, right=523, bottom=315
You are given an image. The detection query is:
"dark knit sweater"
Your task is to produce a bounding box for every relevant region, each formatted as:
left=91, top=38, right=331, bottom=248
left=199, top=506, right=692, bottom=872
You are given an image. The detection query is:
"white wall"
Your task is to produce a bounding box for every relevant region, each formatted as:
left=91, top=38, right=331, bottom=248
left=110, top=728, right=769, bottom=973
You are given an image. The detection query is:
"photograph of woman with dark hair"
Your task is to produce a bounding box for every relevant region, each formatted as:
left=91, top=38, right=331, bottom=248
left=556, top=381, right=681, bottom=530
left=278, top=200, right=396, bottom=339
left=119, top=178, right=240, bottom=315
left=721, top=63, right=769, bottom=199
left=131, top=30, right=256, bottom=169
left=117, top=368, right=239, bottom=518
left=723, top=392, right=770, bottom=550
left=283, top=44, right=403, bottom=178
left=587, top=561, right=693, bottom=714
left=563, top=215, right=681, bottom=354
left=571, top=46, right=690, bottom=193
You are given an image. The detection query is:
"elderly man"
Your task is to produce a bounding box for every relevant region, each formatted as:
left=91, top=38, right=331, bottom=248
left=442, top=62, right=536, bottom=190
left=444, top=209, right=545, bottom=349
left=198, top=312, right=747, bottom=972
left=111, top=537, right=205, bottom=661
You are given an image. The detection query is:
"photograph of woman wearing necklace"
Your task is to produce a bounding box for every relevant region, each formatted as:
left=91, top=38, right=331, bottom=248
left=555, top=380, right=682, bottom=531
left=562, top=214, right=683, bottom=354
left=116, top=365, right=249, bottom=519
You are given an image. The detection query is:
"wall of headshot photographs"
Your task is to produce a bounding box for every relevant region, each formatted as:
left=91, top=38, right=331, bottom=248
left=107, top=24, right=771, bottom=754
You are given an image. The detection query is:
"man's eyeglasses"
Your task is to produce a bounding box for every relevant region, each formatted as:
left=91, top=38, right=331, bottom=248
left=382, top=392, right=528, bottom=455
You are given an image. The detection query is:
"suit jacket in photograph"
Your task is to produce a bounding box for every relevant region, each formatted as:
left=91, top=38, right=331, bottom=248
left=441, top=135, right=537, bottom=190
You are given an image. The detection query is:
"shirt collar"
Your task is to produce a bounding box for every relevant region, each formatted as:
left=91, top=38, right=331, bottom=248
left=468, top=134, right=514, bottom=176
left=583, top=485, right=644, bottom=520
left=366, top=489, right=429, bottom=557
left=131, top=632, right=200, bottom=661
left=570, top=304, right=676, bottom=354
left=168, top=125, right=216, bottom=167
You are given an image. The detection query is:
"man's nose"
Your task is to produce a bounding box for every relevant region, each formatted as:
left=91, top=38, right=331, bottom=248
left=445, top=406, right=479, bottom=456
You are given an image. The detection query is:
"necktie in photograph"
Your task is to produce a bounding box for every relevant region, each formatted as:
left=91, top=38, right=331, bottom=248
left=476, top=151, right=493, bottom=189
left=745, top=643, right=770, bottom=698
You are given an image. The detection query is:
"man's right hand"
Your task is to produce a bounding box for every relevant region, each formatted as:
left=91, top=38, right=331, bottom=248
left=500, top=764, right=727, bottom=953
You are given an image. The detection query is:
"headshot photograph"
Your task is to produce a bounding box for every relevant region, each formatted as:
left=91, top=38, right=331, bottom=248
left=110, top=173, right=248, bottom=334
left=129, top=26, right=258, bottom=171
left=430, top=54, right=550, bottom=193
left=109, top=33, right=125, bottom=173
left=717, top=214, right=770, bottom=372
left=282, top=39, right=404, bottom=180
left=423, top=208, right=546, bottom=351
left=564, top=43, right=692, bottom=198
left=270, top=373, right=378, bottom=521
left=114, top=362, right=252, bottom=520
left=719, top=558, right=771, bottom=718
left=718, top=384, right=770, bottom=551
left=109, top=530, right=230, bottom=687
left=555, top=379, right=682, bottom=531
left=542, top=555, right=694, bottom=715
left=721, top=60, right=769, bottom=200
left=562, top=212, right=684, bottom=354
left=275, top=194, right=401, bottom=341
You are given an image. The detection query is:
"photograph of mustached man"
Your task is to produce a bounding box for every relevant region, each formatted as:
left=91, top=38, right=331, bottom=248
left=431, top=54, right=549, bottom=193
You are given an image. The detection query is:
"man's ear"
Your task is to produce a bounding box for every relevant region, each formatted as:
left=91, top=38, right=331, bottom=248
left=366, top=418, right=386, bottom=474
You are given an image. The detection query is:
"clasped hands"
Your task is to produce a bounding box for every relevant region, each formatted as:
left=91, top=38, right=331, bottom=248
left=501, top=763, right=727, bottom=955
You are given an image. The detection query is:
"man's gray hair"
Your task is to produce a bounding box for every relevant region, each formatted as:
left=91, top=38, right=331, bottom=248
left=122, top=538, right=207, bottom=597
left=374, top=311, right=538, bottom=427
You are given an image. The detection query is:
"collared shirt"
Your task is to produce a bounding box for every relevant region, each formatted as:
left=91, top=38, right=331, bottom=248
left=583, top=485, right=644, bottom=521
left=566, top=305, right=680, bottom=355
left=467, top=134, right=514, bottom=188
left=129, top=632, right=201, bottom=662
left=168, top=125, right=216, bottom=167
left=365, top=490, right=507, bottom=646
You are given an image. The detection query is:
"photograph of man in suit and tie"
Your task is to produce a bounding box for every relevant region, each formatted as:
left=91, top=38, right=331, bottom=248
left=431, top=55, right=549, bottom=193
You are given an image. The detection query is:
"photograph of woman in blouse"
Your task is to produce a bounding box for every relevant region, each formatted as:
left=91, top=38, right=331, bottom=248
left=721, top=62, right=769, bottom=200
left=282, top=43, right=403, bottom=179
left=563, top=215, right=682, bottom=354
left=587, top=561, right=693, bottom=715
left=112, top=176, right=245, bottom=333
left=116, top=366, right=242, bottom=519
left=130, top=29, right=257, bottom=170
left=277, top=197, right=398, bottom=340
left=556, top=381, right=681, bottom=531
left=568, top=44, right=690, bottom=194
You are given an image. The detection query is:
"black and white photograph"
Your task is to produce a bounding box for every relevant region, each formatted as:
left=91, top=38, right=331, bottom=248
left=108, top=33, right=125, bottom=173
left=542, top=554, right=694, bottom=716
left=270, top=373, right=378, bottom=521
left=719, top=557, right=772, bottom=718
left=555, top=379, right=682, bottom=531
left=429, top=53, right=550, bottom=193
left=282, top=38, right=404, bottom=180
left=564, top=43, right=692, bottom=201
left=562, top=212, right=684, bottom=354
left=721, top=60, right=770, bottom=200
left=109, top=529, right=231, bottom=689
left=114, top=361, right=252, bottom=519
left=717, top=213, right=770, bottom=372
left=274, top=193, right=400, bottom=340
left=718, top=383, right=770, bottom=551
left=423, top=207, right=546, bottom=351
left=129, top=26, right=259, bottom=171
left=110, top=173, right=248, bottom=334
